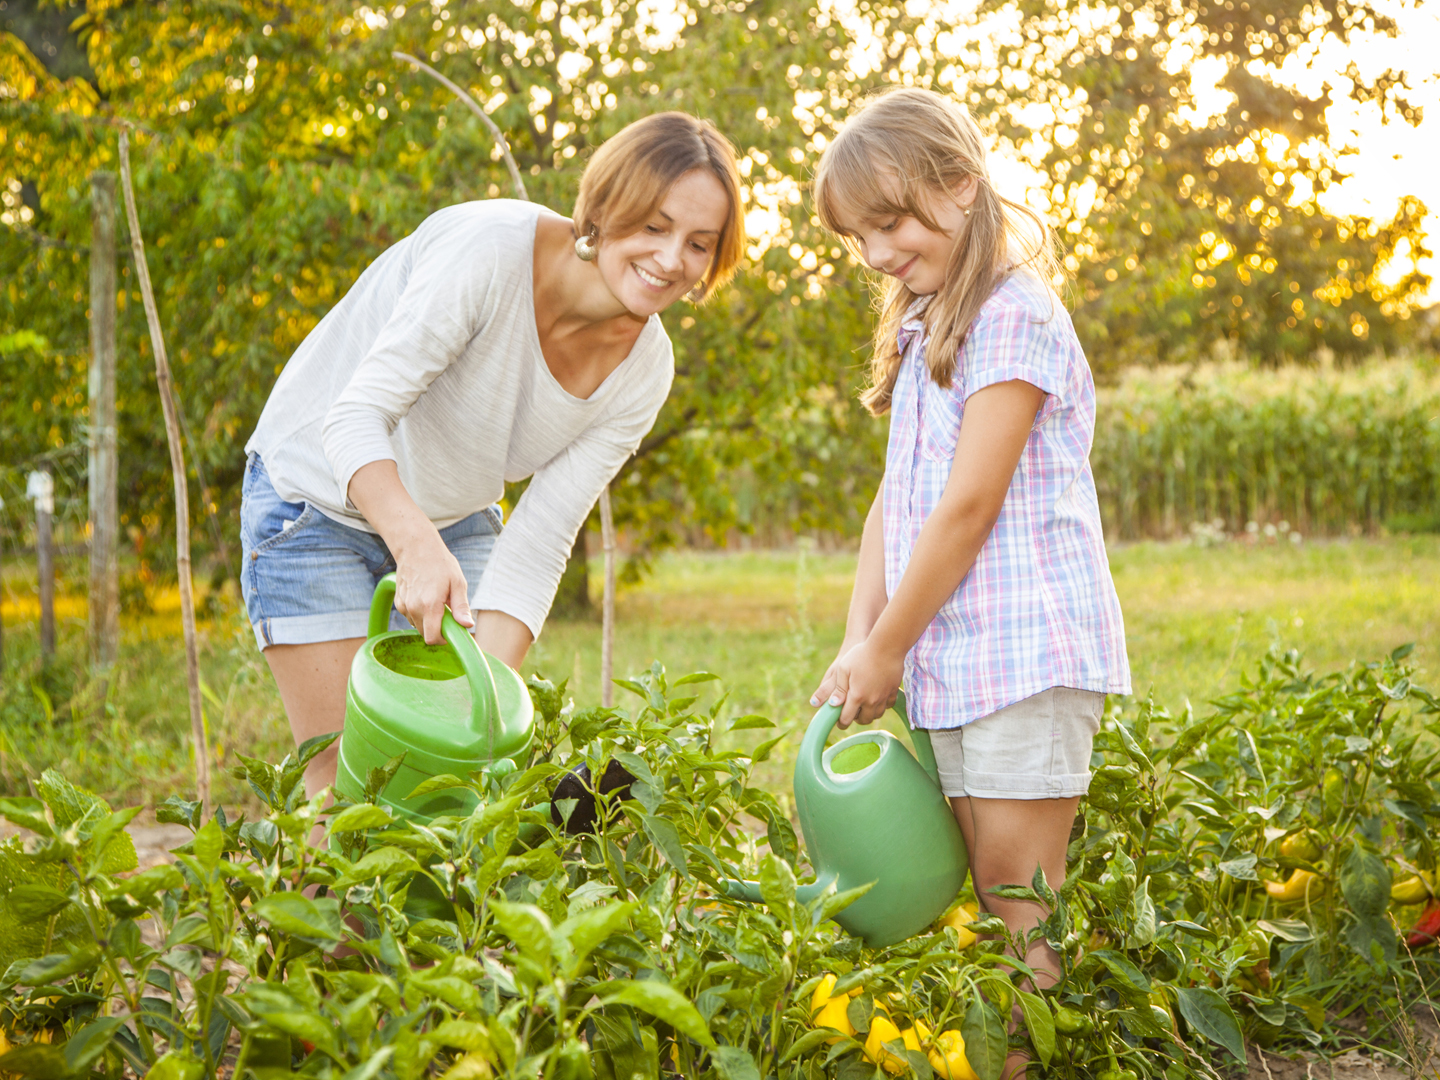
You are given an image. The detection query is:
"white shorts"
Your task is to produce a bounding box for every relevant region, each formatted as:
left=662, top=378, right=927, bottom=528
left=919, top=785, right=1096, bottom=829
left=927, top=687, right=1105, bottom=800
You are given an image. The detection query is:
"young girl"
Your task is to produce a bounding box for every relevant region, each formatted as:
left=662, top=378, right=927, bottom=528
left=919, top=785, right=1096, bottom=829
left=810, top=87, right=1130, bottom=1072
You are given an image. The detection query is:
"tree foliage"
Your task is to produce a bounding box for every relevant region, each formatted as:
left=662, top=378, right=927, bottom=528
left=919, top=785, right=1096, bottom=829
left=0, top=0, right=1430, bottom=566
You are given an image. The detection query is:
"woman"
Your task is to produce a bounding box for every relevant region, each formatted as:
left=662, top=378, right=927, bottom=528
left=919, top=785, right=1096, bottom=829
left=241, top=112, right=744, bottom=798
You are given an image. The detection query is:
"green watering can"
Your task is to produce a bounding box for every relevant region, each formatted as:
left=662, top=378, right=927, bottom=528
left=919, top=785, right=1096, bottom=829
left=334, top=573, right=534, bottom=822
left=724, top=695, right=969, bottom=947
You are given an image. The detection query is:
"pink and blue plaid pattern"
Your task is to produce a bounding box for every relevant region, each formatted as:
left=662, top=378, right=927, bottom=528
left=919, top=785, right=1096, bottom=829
left=884, top=273, right=1131, bottom=730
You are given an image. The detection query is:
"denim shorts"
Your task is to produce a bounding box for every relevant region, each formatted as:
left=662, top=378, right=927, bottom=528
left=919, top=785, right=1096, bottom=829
left=928, top=687, right=1105, bottom=800
left=239, top=454, right=503, bottom=650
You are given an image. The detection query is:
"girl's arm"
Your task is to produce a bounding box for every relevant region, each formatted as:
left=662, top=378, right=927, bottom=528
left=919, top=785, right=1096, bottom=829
left=347, top=461, right=533, bottom=666
left=822, top=379, right=1045, bottom=728
left=811, top=486, right=887, bottom=703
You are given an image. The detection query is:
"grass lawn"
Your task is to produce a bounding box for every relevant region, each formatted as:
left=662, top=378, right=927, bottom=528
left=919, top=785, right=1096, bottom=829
left=2, top=536, right=1436, bottom=808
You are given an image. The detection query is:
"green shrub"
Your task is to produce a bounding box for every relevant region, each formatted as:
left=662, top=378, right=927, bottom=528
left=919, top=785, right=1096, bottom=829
left=1094, top=361, right=1440, bottom=538
left=0, top=653, right=1436, bottom=1079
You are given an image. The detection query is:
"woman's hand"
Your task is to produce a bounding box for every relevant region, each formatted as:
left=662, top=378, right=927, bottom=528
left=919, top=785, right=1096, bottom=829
left=346, top=460, right=475, bottom=644
left=810, top=638, right=904, bottom=729
left=393, top=530, right=475, bottom=644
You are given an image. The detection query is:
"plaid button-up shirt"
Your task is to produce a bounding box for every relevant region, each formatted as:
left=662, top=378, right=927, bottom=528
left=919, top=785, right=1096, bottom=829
left=884, top=273, right=1131, bottom=729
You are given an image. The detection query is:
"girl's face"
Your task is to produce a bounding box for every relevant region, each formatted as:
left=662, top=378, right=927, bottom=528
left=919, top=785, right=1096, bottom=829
left=839, top=177, right=978, bottom=296
left=596, top=169, right=730, bottom=317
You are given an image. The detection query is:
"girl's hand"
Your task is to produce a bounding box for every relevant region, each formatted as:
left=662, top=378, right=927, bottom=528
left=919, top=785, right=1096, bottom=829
left=811, top=639, right=903, bottom=729
left=393, top=530, right=475, bottom=644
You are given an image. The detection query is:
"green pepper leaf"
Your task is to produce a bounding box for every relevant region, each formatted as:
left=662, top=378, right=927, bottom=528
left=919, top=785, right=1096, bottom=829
left=961, top=998, right=1007, bottom=1080
left=1015, top=989, right=1055, bottom=1066
left=252, top=893, right=343, bottom=946
left=1175, top=987, right=1245, bottom=1062
left=641, top=814, right=689, bottom=876
left=779, top=1028, right=834, bottom=1063
left=711, top=1045, right=761, bottom=1080
left=328, top=805, right=394, bottom=834
left=594, top=979, right=717, bottom=1049
left=7, top=884, right=73, bottom=923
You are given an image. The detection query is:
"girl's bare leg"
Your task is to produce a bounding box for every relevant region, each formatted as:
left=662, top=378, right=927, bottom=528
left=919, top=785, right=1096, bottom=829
left=263, top=638, right=365, bottom=800
left=951, top=795, right=1080, bottom=1080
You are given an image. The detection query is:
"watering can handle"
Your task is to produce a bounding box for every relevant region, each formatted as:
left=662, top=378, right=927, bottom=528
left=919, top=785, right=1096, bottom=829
left=367, top=572, right=502, bottom=753
left=801, top=691, right=942, bottom=788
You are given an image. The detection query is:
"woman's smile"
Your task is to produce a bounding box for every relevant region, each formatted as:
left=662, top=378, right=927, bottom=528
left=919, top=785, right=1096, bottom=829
left=632, top=263, right=676, bottom=291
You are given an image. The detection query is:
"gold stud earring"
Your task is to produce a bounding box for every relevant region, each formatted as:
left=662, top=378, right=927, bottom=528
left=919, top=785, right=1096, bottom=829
left=574, top=225, right=599, bottom=262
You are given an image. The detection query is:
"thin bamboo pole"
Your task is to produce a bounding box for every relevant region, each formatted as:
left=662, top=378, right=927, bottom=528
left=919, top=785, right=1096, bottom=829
left=392, top=52, right=529, bottom=202
left=394, top=52, right=619, bottom=690
left=118, top=130, right=210, bottom=814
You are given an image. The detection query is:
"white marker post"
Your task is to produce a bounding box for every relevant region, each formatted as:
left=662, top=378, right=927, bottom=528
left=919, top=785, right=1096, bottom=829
left=26, top=469, right=55, bottom=660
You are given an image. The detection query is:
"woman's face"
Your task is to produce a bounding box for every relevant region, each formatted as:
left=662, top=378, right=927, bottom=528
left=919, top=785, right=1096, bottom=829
left=596, top=169, right=730, bottom=317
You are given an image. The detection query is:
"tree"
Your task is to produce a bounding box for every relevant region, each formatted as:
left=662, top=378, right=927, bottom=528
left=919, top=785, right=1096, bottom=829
left=963, top=0, right=1433, bottom=369
left=1, top=0, right=1431, bottom=576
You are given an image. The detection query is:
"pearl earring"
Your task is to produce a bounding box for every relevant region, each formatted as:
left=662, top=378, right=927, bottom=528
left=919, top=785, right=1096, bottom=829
left=574, top=225, right=599, bottom=262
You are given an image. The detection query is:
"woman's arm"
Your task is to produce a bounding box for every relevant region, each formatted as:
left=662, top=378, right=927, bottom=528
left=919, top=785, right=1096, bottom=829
left=810, top=485, right=887, bottom=705
left=347, top=461, right=532, bottom=666
left=825, top=379, right=1045, bottom=728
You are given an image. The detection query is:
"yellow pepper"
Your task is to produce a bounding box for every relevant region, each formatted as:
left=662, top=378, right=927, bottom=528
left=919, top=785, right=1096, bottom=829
left=1392, top=872, right=1434, bottom=905
left=937, top=902, right=980, bottom=947
left=810, top=973, right=862, bottom=1044
left=1278, top=830, right=1323, bottom=862
left=927, top=1029, right=979, bottom=1080
left=865, top=1016, right=927, bottom=1077
left=1266, top=868, right=1320, bottom=902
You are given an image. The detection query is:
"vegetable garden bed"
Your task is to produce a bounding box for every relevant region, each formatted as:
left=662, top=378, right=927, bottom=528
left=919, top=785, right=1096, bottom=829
left=1, top=647, right=1437, bottom=1079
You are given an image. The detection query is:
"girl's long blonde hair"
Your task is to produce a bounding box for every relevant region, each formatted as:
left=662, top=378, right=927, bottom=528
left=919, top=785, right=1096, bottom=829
left=813, top=88, right=1061, bottom=415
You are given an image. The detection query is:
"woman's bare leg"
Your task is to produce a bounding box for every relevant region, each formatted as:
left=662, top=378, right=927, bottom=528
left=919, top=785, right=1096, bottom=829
left=263, top=638, right=366, bottom=800
left=951, top=795, right=1080, bottom=1080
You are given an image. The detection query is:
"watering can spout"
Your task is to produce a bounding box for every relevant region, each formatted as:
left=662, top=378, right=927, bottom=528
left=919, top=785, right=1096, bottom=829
left=720, top=869, right=838, bottom=905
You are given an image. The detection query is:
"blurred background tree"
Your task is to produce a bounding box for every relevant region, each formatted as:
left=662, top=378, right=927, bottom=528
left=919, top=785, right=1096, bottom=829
left=0, top=0, right=1431, bottom=588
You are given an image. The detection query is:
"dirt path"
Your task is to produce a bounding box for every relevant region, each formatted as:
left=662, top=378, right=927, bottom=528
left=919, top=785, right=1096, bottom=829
left=1233, top=1011, right=1440, bottom=1080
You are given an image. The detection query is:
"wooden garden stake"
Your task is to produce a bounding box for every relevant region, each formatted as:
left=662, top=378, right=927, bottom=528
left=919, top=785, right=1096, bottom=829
left=118, top=130, right=210, bottom=814
left=599, top=488, right=616, bottom=708
left=26, top=469, right=54, bottom=661
left=0, top=492, right=5, bottom=674
left=394, top=52, right=620, bottom=691
left=89, top=171, right=120, bottom=682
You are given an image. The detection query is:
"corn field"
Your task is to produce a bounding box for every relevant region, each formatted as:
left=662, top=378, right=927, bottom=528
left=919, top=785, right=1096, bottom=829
left=1093, top=359, right=1440, bottom=539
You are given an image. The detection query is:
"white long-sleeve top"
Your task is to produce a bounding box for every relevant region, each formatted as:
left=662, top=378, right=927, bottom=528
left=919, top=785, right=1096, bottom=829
left=245, top=199, right=674, bottom=637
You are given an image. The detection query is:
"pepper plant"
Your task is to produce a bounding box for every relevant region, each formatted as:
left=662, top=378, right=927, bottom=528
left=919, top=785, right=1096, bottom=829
left=1, top=650, right=1437, bottom=1080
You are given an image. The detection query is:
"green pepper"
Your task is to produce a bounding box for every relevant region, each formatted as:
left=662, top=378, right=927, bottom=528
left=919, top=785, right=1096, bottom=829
left=1053, top=1005, right=1092, bottom=1035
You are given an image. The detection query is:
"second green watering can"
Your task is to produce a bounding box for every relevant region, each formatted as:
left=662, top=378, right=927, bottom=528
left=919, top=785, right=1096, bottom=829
left=724, top=695, right=969, bottom=947
left=334, top=573, right=534, bottom=821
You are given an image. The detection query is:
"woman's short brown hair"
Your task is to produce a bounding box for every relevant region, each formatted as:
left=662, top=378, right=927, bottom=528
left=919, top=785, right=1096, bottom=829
left=573, top=112, right=745, bottom=303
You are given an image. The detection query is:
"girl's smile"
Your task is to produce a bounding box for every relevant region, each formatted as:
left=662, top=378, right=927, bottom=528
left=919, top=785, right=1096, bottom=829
left=838, top=177, right=978, bottom=296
